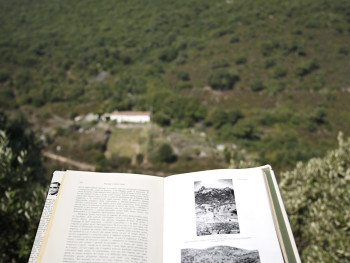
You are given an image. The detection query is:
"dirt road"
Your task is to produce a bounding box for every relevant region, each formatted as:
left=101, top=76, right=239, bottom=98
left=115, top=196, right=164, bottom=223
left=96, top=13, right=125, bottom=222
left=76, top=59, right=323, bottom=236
left=43, top=151, right=96, bottom=171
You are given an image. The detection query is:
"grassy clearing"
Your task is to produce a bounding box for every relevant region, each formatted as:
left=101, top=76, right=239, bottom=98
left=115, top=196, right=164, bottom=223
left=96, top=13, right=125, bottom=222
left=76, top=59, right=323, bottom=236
left=105, top=127, right=143, bottom=158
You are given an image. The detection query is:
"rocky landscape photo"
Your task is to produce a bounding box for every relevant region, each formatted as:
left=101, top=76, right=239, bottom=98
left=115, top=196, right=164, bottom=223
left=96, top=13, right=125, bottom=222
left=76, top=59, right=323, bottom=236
left=194, top=179, right=239, bottom=235
left=181, top=245, right=260, bottom=263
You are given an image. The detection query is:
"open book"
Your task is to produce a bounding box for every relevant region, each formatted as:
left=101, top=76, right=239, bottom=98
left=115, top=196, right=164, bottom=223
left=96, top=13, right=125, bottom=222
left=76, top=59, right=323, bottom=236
left=29, top=166, right=301, bottom=263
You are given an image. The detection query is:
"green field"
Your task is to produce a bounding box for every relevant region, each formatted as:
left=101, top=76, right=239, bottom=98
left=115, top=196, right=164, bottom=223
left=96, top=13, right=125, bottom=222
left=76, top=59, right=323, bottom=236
left=105, top=127, right=143, bottom=159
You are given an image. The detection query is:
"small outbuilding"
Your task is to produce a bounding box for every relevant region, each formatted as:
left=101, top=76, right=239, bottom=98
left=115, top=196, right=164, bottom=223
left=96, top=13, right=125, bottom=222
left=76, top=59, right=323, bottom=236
left=102, top=111, right=151, bottom=123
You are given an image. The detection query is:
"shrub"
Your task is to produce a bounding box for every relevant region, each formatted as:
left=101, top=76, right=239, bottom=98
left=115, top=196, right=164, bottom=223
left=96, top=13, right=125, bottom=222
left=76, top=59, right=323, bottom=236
left=158, top=48, right=178, bottom=62
left=227, top=109, right=243, bottom=125
left=150, top=93, right=206, bottom=128
left=0, top=70, right=10, bottom=82
left=211, top=27, right=231, bottom=38
left=0, top=87, right=15, bottom=109
left=70, top=112, right=78, bottom=120
left=279, top=133, right=350, bottom=262
left=305, top=18, right=321, bottom=29
left=82, top=141, right=93, bottom=151
left=260, top=41, right=279, bottom=56
left=152, top=112, right=171, bottom=126
left=149, top=143, right=177, bottom=163
left=273, top=66, right=288, bottom=79
left=259, top=111, right=275, bottom=126
left=0, top=112, right=47, bottom=262
left=338, top=46, right=349, bottom=55
left=259, top=107, right=296, bottom=126
left=296, top=45, right=307, bottom=56
left=266, top=80, right=286, bottom=95
left=119, top=53, right=133, bottom=65
left=280, top=40, right=301, bottom=56
left=95, top=152, right=109, bottom=168
left=146, top=63, right=165, bottom=76
left=308, top=107, right=327, bottom=125
left=206, top=109, right=228, bottom=129
left=264, top=58, right=276, bottom=68
left=250, top=80, right=266, bottom=92
left=210, top=59, right=230, bottom=69
left=234, top=55, right=247, bottom=65
left=158, top=143, right=177, bottom=163
left=176, top=81, right=192, bottom=90
left=176, top=71, right=190, bottom=81
left=208, top=68, right=240, bottom=90
left=223, top=146, right=232, bottom=163
left=229, top=35, right=240, bottom=43
left=217, top=123, right=235, bottom=141
left=305, top=107, right=331, bottom=131
left=109, top=154, right=131, bottom=168
left=295, top=59, right=320, bottom=77
left=175, top=39, right=188, bottom=51
left=136, top=153, right=144, bottom=164
left=232, top=120, right=259, bottom=140
left=206, top=109, right=243, bottom=129
left=291, top=29, right=303, bottom=35
left=175, top=54, right=187, bottom=65
left=55, top=127, right=66, bottom=137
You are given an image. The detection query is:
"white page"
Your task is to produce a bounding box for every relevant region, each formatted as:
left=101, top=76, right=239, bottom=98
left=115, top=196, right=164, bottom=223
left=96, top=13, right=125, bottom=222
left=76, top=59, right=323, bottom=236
left=163, top=167, right=284, bottom=263
left=39, top=171, right=164, bottom=263
left=29, top=171, right=64, bottom=263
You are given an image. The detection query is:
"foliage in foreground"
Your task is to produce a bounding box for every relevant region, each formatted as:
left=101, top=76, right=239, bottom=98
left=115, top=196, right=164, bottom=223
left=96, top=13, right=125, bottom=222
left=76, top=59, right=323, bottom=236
left=280, top=132, right=350, bottom=263
left=0, top=113, right=47, bottom=262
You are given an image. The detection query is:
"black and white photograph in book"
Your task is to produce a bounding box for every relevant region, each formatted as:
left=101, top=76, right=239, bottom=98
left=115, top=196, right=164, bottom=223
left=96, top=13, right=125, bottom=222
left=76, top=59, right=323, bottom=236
left=48, top=181, right=60, bottom=196
left=181, top=246, right=261, bottom=263
left=194, top=179, right=239, bottom=236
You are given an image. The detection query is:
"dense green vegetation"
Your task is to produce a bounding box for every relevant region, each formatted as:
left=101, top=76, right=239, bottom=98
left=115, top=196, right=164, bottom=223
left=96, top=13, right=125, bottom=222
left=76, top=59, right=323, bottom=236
left=280, top=133, right=350, bottom=262
left=0, top=1, right=349, bottom=260
left=1, top=0, right=350, bottom=173
left=0, top=112, right=48, bottom=262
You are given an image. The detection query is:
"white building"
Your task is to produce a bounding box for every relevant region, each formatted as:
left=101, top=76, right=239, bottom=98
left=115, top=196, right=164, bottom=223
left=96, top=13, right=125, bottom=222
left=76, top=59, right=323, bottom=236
left=102, top=111, right=151, bottom=123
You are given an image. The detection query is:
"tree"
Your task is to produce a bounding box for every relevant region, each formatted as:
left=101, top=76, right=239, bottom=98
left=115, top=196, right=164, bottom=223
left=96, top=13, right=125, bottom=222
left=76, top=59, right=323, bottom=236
left=226, top=109, right=243, bottom=125
left=232, top=120, right=259, bottom=140
left=158, top=47, right=178, bottom=62
left=149, top=143, right=177, bottom=163
left=295, top=59, right=320, bottom=77
left=250, top=80, right=266, bottom=92
left=206, top=109, right=228, bottom=129
left=206, top=109, right=243, bottom=129
left=208, top=68, right=240, bottom=90
left=0, top=112, right=47, bottom=262
left=157, top=143, right=177, bottom=163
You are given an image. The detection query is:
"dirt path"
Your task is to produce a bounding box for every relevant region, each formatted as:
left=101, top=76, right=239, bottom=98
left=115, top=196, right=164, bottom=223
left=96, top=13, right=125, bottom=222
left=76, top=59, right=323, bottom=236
left=43, top=151, right=96, bottom=171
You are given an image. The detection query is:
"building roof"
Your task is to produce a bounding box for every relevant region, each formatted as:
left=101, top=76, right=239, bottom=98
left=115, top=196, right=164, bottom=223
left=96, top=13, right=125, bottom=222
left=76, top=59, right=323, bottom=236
left=109, top=111, right=151, bottom=116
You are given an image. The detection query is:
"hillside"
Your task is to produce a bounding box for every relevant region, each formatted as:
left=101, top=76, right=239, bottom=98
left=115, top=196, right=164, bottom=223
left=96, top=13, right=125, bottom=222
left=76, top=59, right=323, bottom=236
left=1, top=0, right=350, bottom=172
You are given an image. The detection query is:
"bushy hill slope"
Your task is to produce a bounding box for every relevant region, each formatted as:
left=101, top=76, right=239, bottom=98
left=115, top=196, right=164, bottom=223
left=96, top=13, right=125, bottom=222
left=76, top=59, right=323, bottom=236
left=1, top=0, right=350, bottom=171
left=1, top=0, right=349, bottom=111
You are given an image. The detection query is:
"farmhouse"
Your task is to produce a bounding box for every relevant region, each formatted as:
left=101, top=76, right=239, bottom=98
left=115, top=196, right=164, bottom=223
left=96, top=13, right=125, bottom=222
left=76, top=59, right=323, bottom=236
left=102, top=111, right=151, bottom=123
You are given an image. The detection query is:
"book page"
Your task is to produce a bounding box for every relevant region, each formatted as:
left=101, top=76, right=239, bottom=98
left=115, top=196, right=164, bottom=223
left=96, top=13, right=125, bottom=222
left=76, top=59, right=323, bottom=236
left=28, top=171, right=65, bottom=263
left=163, top=167, right=284, bottom=263
left=38, top=171, right=164, bottom=263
